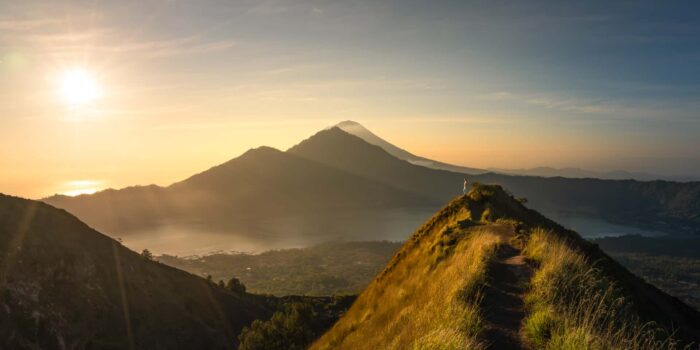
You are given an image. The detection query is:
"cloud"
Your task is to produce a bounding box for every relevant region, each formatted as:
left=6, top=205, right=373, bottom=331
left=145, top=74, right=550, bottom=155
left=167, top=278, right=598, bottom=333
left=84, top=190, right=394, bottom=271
left=475, top=90, right=672, bottom=121
left=3, top=25, right=235, bottom=60
left=0, top=18, right=64, bottom=31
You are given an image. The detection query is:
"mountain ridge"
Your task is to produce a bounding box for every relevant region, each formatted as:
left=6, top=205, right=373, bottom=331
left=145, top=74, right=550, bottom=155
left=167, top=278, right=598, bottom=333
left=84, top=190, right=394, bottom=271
left=311, top=184, right=700, bottom=349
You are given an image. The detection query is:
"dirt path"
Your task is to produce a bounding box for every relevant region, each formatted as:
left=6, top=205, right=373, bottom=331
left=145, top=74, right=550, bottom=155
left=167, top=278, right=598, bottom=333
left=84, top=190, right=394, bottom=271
left=481, top=241, right=532, bottom=350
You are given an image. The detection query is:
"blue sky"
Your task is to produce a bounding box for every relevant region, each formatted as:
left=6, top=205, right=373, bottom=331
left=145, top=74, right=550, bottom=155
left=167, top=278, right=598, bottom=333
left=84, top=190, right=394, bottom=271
left=1, top=0, right=699, bottom=197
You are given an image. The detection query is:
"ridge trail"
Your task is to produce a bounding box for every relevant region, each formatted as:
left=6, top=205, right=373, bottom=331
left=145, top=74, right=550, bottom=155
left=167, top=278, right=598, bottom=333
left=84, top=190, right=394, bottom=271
left=481, top=230, right=532, bottom=350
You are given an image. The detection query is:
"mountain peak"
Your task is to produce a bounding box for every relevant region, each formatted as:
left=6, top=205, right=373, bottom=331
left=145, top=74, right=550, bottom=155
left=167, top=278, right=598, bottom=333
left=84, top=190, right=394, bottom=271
left=241, top=145, right=283, bottom=157
left=334, top=120, right=364, bottom=128
left=329, top=120, right=485, bottom=175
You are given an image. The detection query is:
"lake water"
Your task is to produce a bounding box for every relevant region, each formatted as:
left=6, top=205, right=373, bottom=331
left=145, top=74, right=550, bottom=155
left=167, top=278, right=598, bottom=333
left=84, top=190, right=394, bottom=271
left=546, top=213, right=667, bottom=238
left=119, top=209, right=666, bottom=256
left=121, top=208, right=437, bottom=256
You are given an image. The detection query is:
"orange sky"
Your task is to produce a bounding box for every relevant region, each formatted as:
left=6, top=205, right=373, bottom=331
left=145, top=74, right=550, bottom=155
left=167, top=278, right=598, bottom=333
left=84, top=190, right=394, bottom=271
left=2, top=1, right=699, bottom=199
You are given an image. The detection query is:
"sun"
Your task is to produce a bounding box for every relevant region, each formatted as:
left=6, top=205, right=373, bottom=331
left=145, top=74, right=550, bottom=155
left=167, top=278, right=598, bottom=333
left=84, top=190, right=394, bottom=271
left=58, top=68, right=103, bottom=105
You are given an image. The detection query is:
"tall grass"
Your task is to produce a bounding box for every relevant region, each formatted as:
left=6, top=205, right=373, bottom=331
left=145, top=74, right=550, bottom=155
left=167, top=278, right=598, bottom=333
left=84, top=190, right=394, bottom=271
left=311, top=222, right=504, bottom=350
left=522, top=228, right=679, bottom=350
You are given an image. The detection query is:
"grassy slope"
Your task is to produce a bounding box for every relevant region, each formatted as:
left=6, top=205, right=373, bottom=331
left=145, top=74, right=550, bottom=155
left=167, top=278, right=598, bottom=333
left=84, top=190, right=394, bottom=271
left=310, top=196, right=503, bottom=349
left=312, top=184, right=700, bottom=349
left=311, top=184, right=540, bottom=349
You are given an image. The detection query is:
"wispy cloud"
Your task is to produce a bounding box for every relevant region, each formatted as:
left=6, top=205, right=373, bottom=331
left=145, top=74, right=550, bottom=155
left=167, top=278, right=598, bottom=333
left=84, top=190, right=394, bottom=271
left=0, top=18, right=64, bottom=31
left=475, top=90, right=672, bottom=121
left=0, top=11, right=235, bottom=60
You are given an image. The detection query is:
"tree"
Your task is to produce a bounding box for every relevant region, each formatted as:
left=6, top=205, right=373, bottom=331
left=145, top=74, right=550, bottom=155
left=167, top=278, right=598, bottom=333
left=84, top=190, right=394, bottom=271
left=238, top=303, right=315, bottom=350
left=226, top=277, right=246, bottom=294
left=141, top=249, right=153, bottom=260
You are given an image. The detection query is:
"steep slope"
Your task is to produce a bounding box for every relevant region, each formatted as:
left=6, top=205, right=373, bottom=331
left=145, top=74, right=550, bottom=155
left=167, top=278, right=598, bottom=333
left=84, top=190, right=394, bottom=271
left=0, top=194, right=273, bottom=349
left=289, top=127, right=700, bottom=235
left=289, top=127, right=465, bottom=201
left=335, top=120, right=486, bottom=174
left=311, top=184, right=700, bottom=349
left=43, top=147, right=432, bottom=250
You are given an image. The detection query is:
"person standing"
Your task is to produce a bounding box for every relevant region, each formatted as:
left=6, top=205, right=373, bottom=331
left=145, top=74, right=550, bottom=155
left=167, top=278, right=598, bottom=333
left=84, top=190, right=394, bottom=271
left=463, top=177, right=468, bottom=195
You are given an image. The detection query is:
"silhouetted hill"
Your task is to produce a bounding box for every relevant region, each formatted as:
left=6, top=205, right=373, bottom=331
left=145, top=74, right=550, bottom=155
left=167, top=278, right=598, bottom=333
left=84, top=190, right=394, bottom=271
left=290, top=127, right=700, bottom=235
left=289, top=127, right=465, bottom=201
left=311, top=184, right=700, bottom=349
left=0, top=194, right=273, bottom=349
left=44, top=147, right=433, bottom=252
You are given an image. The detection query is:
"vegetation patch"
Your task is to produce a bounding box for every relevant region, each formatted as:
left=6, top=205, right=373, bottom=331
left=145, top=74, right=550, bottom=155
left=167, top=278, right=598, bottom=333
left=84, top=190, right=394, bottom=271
left=522, top=229, right=679, bottom=350
left=311, top=221, right=503, bottom=349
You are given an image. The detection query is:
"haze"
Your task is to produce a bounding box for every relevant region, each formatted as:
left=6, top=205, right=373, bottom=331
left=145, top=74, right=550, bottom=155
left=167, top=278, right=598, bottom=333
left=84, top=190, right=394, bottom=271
left=2, top=0, right=700, bottom=198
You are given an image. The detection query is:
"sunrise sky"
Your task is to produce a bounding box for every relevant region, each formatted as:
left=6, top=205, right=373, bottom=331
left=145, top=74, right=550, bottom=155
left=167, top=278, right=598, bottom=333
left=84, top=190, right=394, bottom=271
left=2, top=0, right=699, bottom=198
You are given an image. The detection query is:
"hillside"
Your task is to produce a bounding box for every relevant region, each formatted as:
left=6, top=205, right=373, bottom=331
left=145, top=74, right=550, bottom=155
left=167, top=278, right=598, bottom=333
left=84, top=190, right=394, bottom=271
left=594, top=235, right=700, bottom=311
left=0, top=193, right=273, bottom=349
left=43, top=147, right=433, bottom=252
left=290, top=127, right=700, bottom=235
left=311, top=184, right=700, bottom=349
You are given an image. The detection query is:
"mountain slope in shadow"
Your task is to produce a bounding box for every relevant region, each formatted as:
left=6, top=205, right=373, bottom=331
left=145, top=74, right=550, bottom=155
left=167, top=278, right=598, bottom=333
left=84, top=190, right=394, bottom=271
left=0, top=193, right=273, bottom=349
left=44, top=147, right=434, bottom=250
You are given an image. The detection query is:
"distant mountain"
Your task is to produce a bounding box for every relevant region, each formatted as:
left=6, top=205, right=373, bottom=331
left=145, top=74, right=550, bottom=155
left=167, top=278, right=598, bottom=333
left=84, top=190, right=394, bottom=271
left=335, top=120, right=486, bottom=175
left=290, top=127, right=700, bottom=236
left=44, top=146, right=435, bottom=252
left=289, top=127, right=466, bottom=201
left=336, top=120, right=699, bottom=182
left=311, top=184, right=700, bottom=349
left=0, top=194, right=272, bottom=349
left=43, top=124, right=700, bottom=257
left=489, top=166, right=700, bottom=182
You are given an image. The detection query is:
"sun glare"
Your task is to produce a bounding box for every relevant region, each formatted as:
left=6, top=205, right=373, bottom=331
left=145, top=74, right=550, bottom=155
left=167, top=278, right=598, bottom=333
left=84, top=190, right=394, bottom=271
left=58, top=68, right=103, bottom=105
left=61, top=180, right=103, bottom=197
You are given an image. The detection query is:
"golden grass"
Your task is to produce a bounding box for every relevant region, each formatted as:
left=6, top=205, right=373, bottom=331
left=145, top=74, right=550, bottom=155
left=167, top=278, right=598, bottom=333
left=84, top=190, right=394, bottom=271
left=522, top=229, right=679, bottom=350
left=311, top=214, right=504, bottom=350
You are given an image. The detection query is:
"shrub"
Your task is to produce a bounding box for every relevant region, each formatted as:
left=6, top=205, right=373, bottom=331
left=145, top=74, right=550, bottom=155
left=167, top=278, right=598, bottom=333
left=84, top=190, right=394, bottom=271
left=238, top=303, right=315, bottom=350
left=480, top=208, right=492, bottom=223
left=140, top=249, right=153, bottom=260
left=226, top=277, right=247, bottom=294
left=523, top=307, right=555, bottom=347
left=522, top=229, right=678, bottom=350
